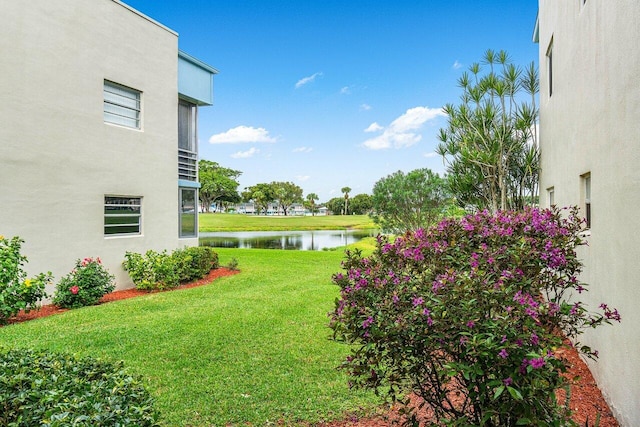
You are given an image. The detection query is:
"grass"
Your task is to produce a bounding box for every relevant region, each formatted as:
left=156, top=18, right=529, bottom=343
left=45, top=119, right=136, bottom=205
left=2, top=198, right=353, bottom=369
left=0, top=248, right=381, bottom=426
left=199, top=213, right=376, bottom=232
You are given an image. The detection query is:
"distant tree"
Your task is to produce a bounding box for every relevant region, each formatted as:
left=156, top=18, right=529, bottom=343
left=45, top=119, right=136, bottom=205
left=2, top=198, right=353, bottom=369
left=325, top=197, right=345, bottom=215
left=341, top=187, right=352, bottom=215
left=436, top=49, right=539, bottom=212
left=349, top=193, right=373, bottom=215
left=271, top=181, right=303, bottom=216
left=242, top=183, right=276, bottom=215
left=305, top=193, right=319, bottom=216
left=198, top=160, right=242, bottom=213
left=370, top=168, right=450, bottom=233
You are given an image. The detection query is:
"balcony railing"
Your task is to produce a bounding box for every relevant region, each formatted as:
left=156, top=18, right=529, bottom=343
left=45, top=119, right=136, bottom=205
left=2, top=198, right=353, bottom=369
left=178, top=149, right=197, bottom=181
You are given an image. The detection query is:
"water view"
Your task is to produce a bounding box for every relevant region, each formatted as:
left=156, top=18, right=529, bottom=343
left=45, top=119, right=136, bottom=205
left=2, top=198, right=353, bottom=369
left=199, top=229, right=377, bottom=251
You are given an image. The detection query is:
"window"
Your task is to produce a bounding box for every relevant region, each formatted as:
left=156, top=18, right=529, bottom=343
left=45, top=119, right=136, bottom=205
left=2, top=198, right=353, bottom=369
left=178, top=99, right=198, bottom=181
left=546, top=39, right=554, bottom=97
left=583, top=174, right=591, bottom=228
left=104, top=196, right=142, bottom=236
left=104, top=81, right=141, bottom=129
left=179, top=188, right=197, bottom=238
left=547, top=187, right=555, bottom=207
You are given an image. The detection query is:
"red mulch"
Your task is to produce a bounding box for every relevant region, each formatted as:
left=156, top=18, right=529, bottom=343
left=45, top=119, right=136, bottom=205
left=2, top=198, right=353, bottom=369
left=6, top=269, right=619, bottom=426
left=316, top=344, right=619, bottom=427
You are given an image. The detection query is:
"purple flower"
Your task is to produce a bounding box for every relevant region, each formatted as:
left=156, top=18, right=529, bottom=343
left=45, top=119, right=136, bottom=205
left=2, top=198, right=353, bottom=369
left=530, top=332, right=539, bottom=346
left=412, top=297, right=424, bottom=307
left=498, top=349, right=509, bottom=359
left=500, top=335, right=507, bottom=344
left=466, top=320, right=475, bottom=328
left=529, top=357, right=546, bottom=369
left=503, top=377, right=513, bottom=386
left=362, top=316, right=374, bottom=329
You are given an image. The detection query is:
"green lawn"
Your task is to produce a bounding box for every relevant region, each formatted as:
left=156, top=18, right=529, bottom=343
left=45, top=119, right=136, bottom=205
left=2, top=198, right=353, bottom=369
left=199, top=213, right=376, bottom=232
left=0, top=248, right=381, bottom=426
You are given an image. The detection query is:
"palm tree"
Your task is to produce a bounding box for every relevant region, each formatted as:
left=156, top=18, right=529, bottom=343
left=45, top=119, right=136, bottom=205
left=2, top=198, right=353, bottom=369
left=341, top=187, right=351, bottom=215
left=306, top=193, right=319, bottom=216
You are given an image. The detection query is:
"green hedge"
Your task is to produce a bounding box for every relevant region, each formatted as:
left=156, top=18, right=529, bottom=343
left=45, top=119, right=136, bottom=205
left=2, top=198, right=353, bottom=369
left=0, top=348, right=159, bottom=426
left=123, top=246, right=219, bottom=291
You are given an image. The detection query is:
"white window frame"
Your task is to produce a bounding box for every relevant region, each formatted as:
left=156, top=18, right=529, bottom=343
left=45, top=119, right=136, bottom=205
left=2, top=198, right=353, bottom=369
left=581, top=173, right=591, bottom=229
left=547, top=186, right=555, bottom=207
left=104, top=196, right=142, bottom=236
left=104, top=80, right=141, bottom=129
left=546, top=39, right=554, bottom=97
left=178, top=99, right=198, bottom=181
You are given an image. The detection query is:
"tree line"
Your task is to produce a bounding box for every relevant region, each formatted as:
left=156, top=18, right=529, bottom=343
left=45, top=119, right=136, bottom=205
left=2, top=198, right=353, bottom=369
left=198, top=50, right=539, bottom=232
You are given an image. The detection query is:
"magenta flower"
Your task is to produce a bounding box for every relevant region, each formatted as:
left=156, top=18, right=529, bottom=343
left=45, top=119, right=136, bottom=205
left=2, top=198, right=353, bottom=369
left=529, top=357, right=546, bottom=369
left=503, top=377, right=513, bottom=386
left=70, top=285, right=79, bottom=295
left=362, top=316, right=374, bottom=329
left=498, top=349, right=509, bottom=359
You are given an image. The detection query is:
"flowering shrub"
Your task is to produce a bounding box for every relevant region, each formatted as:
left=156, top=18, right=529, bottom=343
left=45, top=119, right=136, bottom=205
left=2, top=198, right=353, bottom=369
left=0, top=347, right=159, bottom=426
left=329, top=207, right=620, bottom=426
left=0, top=235, right=51, bottom=324
left=53, top=257, right=115, bottom=308
left=123, top=246, right=219, bottom=291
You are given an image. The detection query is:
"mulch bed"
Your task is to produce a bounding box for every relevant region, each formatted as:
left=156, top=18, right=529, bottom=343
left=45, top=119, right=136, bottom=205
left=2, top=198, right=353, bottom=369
left=5, top=267, right=619, bottom=426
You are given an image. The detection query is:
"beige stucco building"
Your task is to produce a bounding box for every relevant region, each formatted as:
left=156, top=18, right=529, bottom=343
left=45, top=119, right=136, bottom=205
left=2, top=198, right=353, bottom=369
left=0, top=1, right=216, bottom=292
left=536, top=1, right=640, bottom=425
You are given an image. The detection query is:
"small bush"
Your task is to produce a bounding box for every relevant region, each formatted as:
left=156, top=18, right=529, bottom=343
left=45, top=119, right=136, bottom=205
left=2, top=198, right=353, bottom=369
left=330, top=207, right=620, bottom=426
left=123, top=246, right=219, bottom=291
left=52, top=257, right=115, bottom=308
left=123, top=250, right=179, bottom=291
left=226, top=257, right=239, bottom=271
left=0, top=347, right=159, bottom=426
left=173, top=246, right=219, bottom=282
left=0, top=235, right=51, bottom=324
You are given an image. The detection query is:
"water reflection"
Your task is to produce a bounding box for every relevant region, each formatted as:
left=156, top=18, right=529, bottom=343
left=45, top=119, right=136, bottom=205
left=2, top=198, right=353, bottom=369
left=199, top=229, right=377, bottom=251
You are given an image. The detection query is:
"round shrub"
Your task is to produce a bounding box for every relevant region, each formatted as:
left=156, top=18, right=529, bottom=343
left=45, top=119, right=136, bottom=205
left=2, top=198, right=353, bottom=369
left=0, top=347, right=159, bottom=426
left=53, top=257, right=115, bottom=308
left=174, top=246, right=220, bottom=282
left=329, top=207, right=620, bottom=426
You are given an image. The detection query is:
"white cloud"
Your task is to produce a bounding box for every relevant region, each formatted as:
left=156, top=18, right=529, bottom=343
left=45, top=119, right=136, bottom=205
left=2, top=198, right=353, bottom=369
left=209, top=126, right=277, bottom=144
left=360, top=103, right=372, bottom=111
left=423, top=151, right=439, bottom=158
left=293, top=146, right=313, bottom=153
left=364, top=122, right=383, bottom=133
left=362, top=106, right=446, bottom=150
left=295, top=72, right=323, bottom=89
left=452, top=60, right=462, bottom=70
left=231, top=147, right=260, bottom=158
left=296, top=175, right=310, bottom=182
left=340, top=86, right=351, bottom=95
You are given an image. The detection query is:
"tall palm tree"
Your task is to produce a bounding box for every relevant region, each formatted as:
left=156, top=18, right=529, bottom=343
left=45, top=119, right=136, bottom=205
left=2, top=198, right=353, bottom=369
left=341, top=187, right=351, bottom=215
left=306, top=193, right=319, bottom=216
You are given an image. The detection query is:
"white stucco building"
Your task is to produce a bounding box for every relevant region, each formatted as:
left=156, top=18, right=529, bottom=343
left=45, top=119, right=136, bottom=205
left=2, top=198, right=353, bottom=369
left=0, top=0, right=217, bottom=291
left=535, top=1, right=640, bottom=425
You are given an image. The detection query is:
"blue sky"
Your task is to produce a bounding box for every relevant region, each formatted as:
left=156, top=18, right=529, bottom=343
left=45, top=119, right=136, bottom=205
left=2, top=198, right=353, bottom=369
left=123, top=0, right=539, bottom=203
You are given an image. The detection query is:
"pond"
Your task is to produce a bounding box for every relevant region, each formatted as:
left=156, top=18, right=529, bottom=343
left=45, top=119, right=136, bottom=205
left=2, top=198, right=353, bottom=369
left=199, top=229, right=378, bottom=251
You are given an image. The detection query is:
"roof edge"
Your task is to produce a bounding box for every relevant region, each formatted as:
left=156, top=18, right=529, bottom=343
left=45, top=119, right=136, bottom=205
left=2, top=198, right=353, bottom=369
left=112, top=0, right=178, bottom=37
left=179, top=50, right=219, bottom=75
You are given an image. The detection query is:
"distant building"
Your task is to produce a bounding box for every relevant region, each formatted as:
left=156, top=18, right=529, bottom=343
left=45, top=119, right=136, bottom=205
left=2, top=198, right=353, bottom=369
left=535, top=2, right=640, bottom=425
left=0, top=0, right=217, bottom=291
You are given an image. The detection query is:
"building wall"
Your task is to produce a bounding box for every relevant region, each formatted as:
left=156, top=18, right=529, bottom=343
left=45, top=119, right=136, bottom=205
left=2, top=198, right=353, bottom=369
left=0, top=0, right=190, bottom=292
left=537, top=1, right=640, bottom=425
